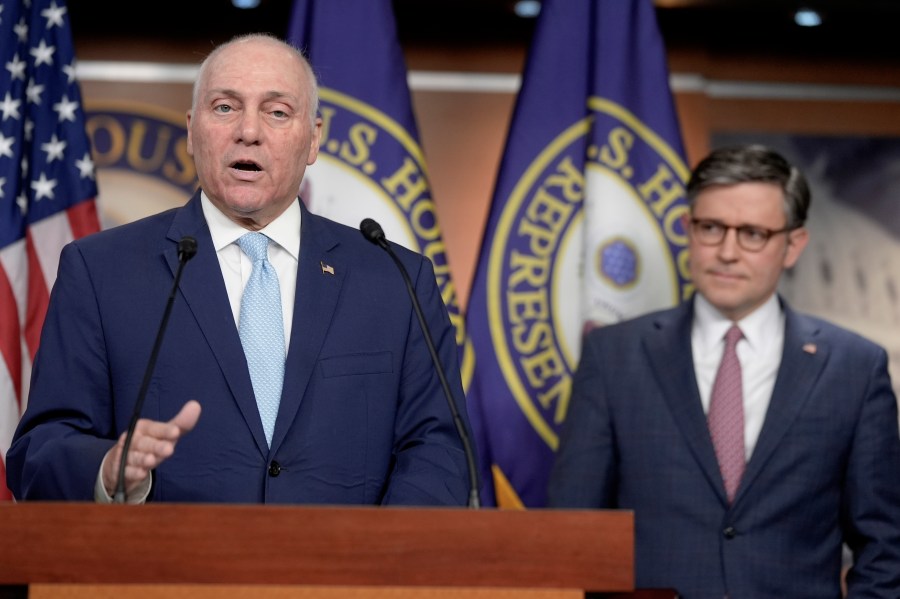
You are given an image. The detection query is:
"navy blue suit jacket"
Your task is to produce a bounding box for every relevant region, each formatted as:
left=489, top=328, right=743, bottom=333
left=548, top=299, right=900, bottom=598
left=8, top=193, right=472, bottom=505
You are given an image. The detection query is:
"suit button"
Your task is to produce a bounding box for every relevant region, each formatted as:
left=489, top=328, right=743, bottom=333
left=268, top=461, right=281, bottom=477
left=723, top=526, right=736, bottom=539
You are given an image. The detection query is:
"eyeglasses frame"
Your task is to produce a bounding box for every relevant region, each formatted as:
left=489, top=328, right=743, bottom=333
left=689, top=218, right=798, bottom=252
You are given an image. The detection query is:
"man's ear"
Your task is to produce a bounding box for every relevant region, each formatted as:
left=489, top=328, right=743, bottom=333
left=307, top=117, right=323, bottom=165
left=681, top=211, right=692, bottom=239
left=185, top=110, right=194, bottom=156
left=783, top=227, right=809, bottom=268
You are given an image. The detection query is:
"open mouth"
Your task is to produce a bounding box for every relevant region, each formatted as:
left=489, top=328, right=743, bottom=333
left=231, top=160, right=261, bottom=172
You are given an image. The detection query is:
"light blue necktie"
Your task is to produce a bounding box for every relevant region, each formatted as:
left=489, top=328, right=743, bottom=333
left=237, top=232, right=285, bottom=448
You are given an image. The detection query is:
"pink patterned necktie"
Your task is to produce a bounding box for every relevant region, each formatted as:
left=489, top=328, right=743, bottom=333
left=708, top=324, right=745, bottom=503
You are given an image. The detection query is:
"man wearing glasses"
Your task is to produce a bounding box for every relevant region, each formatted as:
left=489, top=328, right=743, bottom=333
left=549, top=145, right=900, bottom=598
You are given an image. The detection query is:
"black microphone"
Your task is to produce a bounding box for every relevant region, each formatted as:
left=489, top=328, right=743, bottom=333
left=114, top=236, right=198, bottom=503
left=359, top=218, right=481, bottom=509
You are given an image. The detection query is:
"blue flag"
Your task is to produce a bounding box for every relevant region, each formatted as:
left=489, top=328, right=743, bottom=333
left=286, top=0, right=472, bottom=381
left=466, top=0, right=691, bottom=507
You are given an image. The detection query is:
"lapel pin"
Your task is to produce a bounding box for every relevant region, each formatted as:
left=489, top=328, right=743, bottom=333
left=320, top=261, right=335, bottom=275
left=802, top=343, right=817, bottom=355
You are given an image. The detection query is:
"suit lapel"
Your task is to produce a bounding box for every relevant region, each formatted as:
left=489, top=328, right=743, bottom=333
left=736, top=304, right=827, bottom=503
left=166, top=193, right=269, bottom=455
left=270, top=206, right=345, bottom=450
left=646, top=301, right=728, bottom=502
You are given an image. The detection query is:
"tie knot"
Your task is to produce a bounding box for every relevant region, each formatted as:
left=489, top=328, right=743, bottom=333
left=237, top=232, right=270, bottom=262
left=724, top=324, right=743, bottom=348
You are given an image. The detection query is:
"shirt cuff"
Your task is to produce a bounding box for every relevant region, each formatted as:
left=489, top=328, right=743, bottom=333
left=95, top=451, right=152, bottom=504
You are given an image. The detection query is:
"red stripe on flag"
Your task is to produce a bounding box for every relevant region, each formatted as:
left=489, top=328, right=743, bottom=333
left=0, top=266, right=22, bottom=406
left=0, top=263, right=22, bottom=502
left=68, top=199, right=100, bottom=240
left=23, top=201, right=100, bottom=361
left=0, top=459, right=11, bottom=502
left=24, top=232, right=51, bottom=363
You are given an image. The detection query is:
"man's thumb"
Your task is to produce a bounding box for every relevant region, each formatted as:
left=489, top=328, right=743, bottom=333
left=171, top=400, right=202, bottom=434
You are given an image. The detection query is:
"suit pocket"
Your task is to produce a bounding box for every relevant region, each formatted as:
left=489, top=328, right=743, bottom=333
left=319, top=351, right=393, bottom=378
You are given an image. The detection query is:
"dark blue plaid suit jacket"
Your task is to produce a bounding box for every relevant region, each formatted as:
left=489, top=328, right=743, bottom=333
left=549, top=298, right=900, bottom=598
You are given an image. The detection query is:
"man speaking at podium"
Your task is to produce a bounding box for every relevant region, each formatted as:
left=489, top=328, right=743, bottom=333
left=7, top=34, right=473, bottom=506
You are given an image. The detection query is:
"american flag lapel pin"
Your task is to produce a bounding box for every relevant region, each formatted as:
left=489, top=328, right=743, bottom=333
left=802, top=343, right=817, bottom=355
left=320, top=261, right=335, bottom=275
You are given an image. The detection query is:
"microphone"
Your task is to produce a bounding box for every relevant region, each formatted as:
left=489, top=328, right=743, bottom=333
left=359, top=218, right=481, bottom=509
left=114, top=236, right=198, bottom=503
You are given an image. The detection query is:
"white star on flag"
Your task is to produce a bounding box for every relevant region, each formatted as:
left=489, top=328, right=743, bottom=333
left=6, top=54, right=27, bottom=80
left=26, top=80, right=44, bottom=104
left=30, top=172, right=56, bottom=199
left=30, top=38, right=54, bottom=66
left=62, top=62, right=74, bottom=83
left=75, top=151, right=94, bottom=179
left=0, top=133, right=14, bottom=158
left=14, top=19, right=29, bottom=43
left=0, top=93, right=22, bottom=121
left=41, top=1, right=66, bottom=28
left=41, top=133, right=66, bottom=162
left=52, top=93, right=77, bottom=122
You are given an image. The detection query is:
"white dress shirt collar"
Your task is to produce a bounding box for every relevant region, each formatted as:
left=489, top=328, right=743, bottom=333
left=200, top=192, right=302, bottom=258
left=693, top=293, right=782, bottom=356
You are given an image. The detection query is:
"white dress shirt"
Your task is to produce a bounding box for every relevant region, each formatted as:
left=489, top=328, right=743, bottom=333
left=691, top=293, right=785, bottom=461
left=201, top=192, right=300, bottom=350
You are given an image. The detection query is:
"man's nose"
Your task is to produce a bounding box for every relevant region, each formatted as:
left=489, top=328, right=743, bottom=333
left=717, top=228, right=741, bottom=260
left=236, top=111, right=261, bottom=144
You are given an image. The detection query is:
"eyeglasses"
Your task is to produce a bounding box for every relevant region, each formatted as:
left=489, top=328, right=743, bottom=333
left=690, top=218, right=795, bottom=252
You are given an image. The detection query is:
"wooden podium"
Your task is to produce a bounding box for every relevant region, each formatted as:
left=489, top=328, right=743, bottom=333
left=0, top=503, right=637, bottom=599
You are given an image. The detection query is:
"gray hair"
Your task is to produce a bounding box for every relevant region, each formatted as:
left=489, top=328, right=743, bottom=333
left=686, top=145, right=811, bottom=229
left=191, top=33, right=320, bottom=129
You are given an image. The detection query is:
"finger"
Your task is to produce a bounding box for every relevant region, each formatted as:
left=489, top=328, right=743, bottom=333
left=107, top=401, right=202, bottom=497
left=132, top=400, right=202, bottom=441
left=102, top=445, right=123, bottom=492
left=171, top=400, right=202, bottom=434
left=128, top=434, right=177, bottom=466
left=132, top=420, right=178, bottom=444
left=121, top=401, right=202, bottom=468
left=102, top=443, right=152, bottom=496
left=124, top=463, right=152, bottom=485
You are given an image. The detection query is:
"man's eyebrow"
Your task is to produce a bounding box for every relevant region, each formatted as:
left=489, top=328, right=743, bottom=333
left=205, top=89, right=297, bottom=103
left=260, top=91, right=300, bottom=105
left=696, top=218, right=783, bottom=229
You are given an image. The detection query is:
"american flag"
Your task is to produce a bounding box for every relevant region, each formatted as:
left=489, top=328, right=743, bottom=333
left=0, top=0, right=100, bottom=500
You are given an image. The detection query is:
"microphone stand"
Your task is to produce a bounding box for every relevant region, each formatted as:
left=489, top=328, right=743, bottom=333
left=360, top=219, right=481, bottom=508
left=114, top=237, right=197, bottom=504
